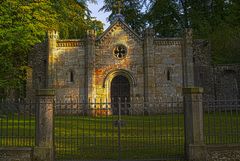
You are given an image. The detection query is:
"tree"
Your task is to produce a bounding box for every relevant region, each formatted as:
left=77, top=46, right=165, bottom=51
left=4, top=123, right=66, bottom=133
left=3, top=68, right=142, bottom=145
left=0, top=0, right=101, bottom=97
left=100, top=0, right=145, bottom=33
left=0, top=0, right=58, bottom=97
left=209, top=0, right=240, bottom=64
left=145, top=0, right=181, bottom=37
left=51, top=0, right=99, bottom=39
left=146, top=0, right=240, bottom=63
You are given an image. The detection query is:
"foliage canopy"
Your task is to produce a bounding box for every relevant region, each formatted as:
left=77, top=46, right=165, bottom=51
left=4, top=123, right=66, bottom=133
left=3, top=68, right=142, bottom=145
left=0, top=0, right=102, bottom=96
left=101, top=0, right=240, bottom=64
left=0, top=0, right=240, bottom=97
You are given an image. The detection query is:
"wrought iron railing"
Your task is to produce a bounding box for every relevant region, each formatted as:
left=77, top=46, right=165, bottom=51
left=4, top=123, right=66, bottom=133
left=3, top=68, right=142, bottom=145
left=1, top=97, right=239, bottom=160
left=203, top=99, right=240, bottom=144
left=0, top=100, right=36, bottom=147
left=54, top=98, right=185, bottom=161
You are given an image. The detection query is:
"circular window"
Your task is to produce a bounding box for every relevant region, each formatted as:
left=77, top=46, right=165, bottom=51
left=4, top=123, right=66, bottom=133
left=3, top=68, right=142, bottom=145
left=113, top=45, right=127, bottom=59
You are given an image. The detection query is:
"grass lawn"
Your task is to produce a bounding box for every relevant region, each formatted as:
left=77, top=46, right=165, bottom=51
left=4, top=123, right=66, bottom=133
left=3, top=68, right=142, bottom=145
left=54, top=114, right=185, bottom=160
left=0, top=112, right=239, bottom=160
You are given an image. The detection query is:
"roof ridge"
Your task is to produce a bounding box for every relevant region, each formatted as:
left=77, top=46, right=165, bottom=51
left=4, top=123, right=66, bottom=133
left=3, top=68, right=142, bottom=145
left=97, top=18, right=142, bottom=43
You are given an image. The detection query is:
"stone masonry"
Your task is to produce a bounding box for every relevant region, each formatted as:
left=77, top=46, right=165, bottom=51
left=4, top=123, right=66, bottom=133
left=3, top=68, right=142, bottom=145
left=27, top=15, right=239, bottom=101
left=27, top=16, right=193, bottom=102
left=193, top=40, right=240, bottom=100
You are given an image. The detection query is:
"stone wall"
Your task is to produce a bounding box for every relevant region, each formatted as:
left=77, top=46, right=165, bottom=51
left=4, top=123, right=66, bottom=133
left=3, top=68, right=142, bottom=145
left=213, top=65, right=240, bottom=100
left=193, top=40, right=240, bottom=100
left=194, top=64, right=240, bottom=100
left=53, top=40, right=85, bottom=99
left=0, top=147, right=32, bottom=161
left=206, top=145, right=240, bottom=161
left=28, top=21, right=240, bottom=102
left=1, top=144, right=240, bottom=161
left=27, top=41, right=48, bottom=99
left=154, top=38, right=183, bottom=100
left=27, top=19, right=192, bottom=101
left=193, top=40, right=214, bottom=99
left=95, top=21, right=144, bottom=99
left=193, top=39, right=211, bottom=66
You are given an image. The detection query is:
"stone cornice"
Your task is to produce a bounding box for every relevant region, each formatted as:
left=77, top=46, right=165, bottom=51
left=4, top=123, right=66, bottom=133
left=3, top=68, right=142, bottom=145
left=57, top=40, right=85, bottom=48
left=154, top=38, right=182, bottom=46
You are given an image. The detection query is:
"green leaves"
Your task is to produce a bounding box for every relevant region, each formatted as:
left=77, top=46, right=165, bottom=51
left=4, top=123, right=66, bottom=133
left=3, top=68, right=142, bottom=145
left=51, top=0, right=103, bottom=39
left=146, top=0, right=182, bottom=37
left=0, top=1, right=51, bottom=93
left=0, top=0, right=102, bottom=96
left=100, top=0, right=145, bottom=33
left=1, top=0, right=239, bottom=97
left=146, top=0, right=240, bottom=64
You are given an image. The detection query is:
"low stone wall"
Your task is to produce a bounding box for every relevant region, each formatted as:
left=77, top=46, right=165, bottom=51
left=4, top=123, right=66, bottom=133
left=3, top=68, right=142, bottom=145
left=0, top=147, right=33, bottom=161
left=206, top=144, right=240, bottom=161
left=1, top=145, right=240, bottom=161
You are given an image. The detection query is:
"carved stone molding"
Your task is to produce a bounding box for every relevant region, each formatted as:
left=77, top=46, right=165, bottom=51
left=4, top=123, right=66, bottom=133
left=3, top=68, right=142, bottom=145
left=154, top=39, right=182, bottom=46
left=57, top=40, right=84, bottom=48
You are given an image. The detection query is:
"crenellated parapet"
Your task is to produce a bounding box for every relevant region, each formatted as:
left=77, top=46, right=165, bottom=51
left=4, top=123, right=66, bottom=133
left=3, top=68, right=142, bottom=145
left=48, top=30, right=59, bottom=39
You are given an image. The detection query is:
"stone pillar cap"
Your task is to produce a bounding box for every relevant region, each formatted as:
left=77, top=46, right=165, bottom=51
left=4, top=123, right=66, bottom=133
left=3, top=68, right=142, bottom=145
left=183, top=87, right=203, bottom=94
left=36, top=89, right=55, bottom=96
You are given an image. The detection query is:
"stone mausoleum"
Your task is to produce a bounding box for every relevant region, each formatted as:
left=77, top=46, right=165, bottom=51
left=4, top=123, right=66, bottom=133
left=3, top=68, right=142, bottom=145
left=27, top=14, right=240, bottom=101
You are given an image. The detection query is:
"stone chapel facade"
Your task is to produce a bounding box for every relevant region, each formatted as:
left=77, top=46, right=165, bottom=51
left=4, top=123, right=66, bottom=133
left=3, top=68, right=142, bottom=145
left=26, top=16, right=214, bottom=101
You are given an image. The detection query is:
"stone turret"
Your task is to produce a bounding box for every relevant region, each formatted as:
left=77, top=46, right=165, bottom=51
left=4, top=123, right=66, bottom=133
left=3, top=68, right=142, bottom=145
left=47, top=30, right=59, bottom=88
left=85, top=30, right=96, bottom=100
left=143, top=28, right=156, bottom=101
left=183, top=28, right=194, bottom=87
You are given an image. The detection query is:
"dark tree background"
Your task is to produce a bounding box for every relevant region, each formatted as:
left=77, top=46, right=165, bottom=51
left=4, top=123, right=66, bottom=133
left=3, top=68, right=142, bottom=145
left=101, top=0, right=240, bottom=64
left=0, top=0, right=239, bottom=97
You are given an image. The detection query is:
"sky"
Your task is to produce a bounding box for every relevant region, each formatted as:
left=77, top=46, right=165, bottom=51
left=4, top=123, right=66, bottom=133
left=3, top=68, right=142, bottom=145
left=87, top=0, right=111, bottom=29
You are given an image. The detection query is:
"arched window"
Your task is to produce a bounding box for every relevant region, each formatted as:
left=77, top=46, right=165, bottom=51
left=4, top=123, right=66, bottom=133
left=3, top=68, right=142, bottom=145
left=68, top=70, right=74, bottom=83
left=167, top=70, right=171, bottom=81
left=70, top=71, right=74, bottom=82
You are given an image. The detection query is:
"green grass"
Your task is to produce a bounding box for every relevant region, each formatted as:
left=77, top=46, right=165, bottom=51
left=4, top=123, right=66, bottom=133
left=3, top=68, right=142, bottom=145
left=54, top=114, right=185, bottom=160
left=204, top=112, right=240, bottom=144
left=0, top=112, right=240, bottom=160
left=0, top=114, right=35, bottom=147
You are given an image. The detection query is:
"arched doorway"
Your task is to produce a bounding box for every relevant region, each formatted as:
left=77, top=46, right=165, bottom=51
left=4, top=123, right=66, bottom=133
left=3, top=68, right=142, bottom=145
left=111, top=75, right=130, bottom=115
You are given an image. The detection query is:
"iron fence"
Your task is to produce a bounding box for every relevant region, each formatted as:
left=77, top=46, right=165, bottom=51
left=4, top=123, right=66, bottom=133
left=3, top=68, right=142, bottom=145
left=2, top=97, right=239, bottom=160
left=54, top=98, right=185, bottom=161
left=203, top=99, right=240, bottom=144
left=0, top=99, right=36, bottom=147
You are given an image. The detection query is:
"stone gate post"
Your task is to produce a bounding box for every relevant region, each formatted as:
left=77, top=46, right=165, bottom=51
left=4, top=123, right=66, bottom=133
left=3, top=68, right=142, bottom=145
left=34, top=89, right=55, bottom=161
left=183, top=87, right=206, bottom=161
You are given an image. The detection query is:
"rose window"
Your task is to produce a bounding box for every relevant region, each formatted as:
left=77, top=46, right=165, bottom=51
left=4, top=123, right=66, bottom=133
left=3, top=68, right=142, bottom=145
left=113, top=45, right=127, bottom=59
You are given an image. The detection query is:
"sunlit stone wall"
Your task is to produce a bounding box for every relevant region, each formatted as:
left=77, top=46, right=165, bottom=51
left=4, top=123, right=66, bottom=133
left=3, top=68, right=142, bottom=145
left=50, top=40, right=86, bottom=100
left=154, top=39, right=183, bottom=100
left=94, top=22, right=144, bottom=99
left=29, top=21, right=187, bottom=102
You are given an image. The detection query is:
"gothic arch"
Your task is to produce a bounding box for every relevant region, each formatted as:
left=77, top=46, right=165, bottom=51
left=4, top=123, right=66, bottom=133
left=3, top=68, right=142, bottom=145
left=103, top=69, right=136, bottom=88
left=102, top=69, right=137, bottom=100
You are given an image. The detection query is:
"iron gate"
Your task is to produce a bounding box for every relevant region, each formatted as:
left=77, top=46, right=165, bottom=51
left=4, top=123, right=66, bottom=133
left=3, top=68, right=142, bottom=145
left=54, top=98, right=185, bottom=161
